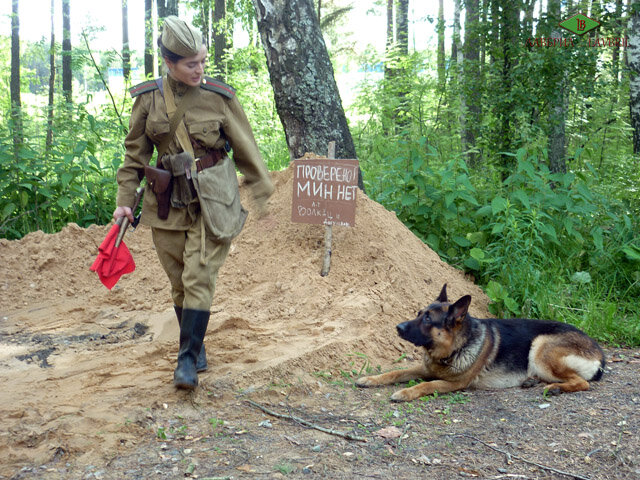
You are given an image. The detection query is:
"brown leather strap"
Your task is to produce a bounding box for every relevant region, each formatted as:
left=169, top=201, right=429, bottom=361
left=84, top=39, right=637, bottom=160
left=195, top=149, right=225, bottom=172
left=155, top=79, right=199, bottom=163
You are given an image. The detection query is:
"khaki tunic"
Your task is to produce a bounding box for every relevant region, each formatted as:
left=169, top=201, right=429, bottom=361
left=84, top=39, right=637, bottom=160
left=116, top=75, right=273, bottom=310
left=116, top=75, right=274, bottom=229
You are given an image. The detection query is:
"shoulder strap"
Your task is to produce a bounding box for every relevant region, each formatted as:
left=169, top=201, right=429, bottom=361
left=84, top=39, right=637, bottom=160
left=156, top=77, right=199, bottom=161
left=129, top=79, right=160, bottom=98
left=200, top=76, right=235, bottom=98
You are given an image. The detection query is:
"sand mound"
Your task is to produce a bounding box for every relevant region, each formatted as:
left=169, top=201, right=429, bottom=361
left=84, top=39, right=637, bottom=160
left=0, top=165, right=488, bottom=474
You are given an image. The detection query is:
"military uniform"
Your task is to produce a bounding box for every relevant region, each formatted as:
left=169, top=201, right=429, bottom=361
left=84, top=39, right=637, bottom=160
left=114, top=16, right=273, bottom=390
left=117, top=74, right=273, bottom=310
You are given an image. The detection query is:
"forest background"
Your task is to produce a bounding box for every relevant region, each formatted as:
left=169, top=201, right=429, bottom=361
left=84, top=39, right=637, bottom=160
left=2, top=0, right=639, bottom=347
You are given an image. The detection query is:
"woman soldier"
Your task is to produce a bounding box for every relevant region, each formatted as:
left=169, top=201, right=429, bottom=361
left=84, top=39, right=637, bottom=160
left=113, top=17, right=273, bottom=390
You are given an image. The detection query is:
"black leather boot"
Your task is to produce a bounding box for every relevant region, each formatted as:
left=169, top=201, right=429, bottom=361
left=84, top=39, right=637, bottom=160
left=173, top=309, right=210, bottom=390
left=174, top=305, right=208, bottom=372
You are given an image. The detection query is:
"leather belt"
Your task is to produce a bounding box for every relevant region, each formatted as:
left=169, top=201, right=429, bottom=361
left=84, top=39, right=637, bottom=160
left=195, top=149, right=225, bottom=172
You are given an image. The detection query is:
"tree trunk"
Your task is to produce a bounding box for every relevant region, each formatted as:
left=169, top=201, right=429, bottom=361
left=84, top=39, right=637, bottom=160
left=612, top=0, right=623, bottom=85
left=122, top=0, right=131, bottom=81
left=252, top=0, right=363, bottom=189
left=46, top=0, right=55, bottom=155
left=213, top=0, right=228, bottom=81
left=546, top=0, right=567, bottom=173
left=144, top=0, right=154, bottom=78
left=437, top=0, right=445, bottom=88
left=157, top=0, right=178, bottom=19
left=394, top=0, right=409, bottom=131
left=462, top=0, right=481, bottom=166
left=452, top=0, right=461, bottom=66
left=490, top=0, right=499, bottom=65
left=384, top=0, right=393, bottom=80
left=10, top=0, right=23, bottom=159
left=200, top=0, right=211, bottom=50
left=523, top=0, right=536, bottom=40
left=396, top=0, right=408, bottom=55
left=62, top=0, right=72, bottom=103
left=628, top=4, right=640, bottom=154
left=498, top=0, right=520, bottom=173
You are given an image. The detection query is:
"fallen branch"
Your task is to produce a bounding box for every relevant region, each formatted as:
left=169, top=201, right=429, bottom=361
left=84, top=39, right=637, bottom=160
left=246, top=400, right=367, bottom=443
left=450, top=434, right=590, bottom=480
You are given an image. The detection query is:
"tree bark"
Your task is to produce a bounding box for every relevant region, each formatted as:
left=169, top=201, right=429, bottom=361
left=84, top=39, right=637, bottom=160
left=612, top=0, right=623, bottom=85
left=46, top=0, right=55, bottom=155
left=157, top=0, right=178, bottom=19
left=251, top=0, right=363, bottom=189
left=144, top=0, right=154, bottom=78
left=62, top=0, right=72, bottom=103
left=10, top=0, right=23, bottom=158
left=498, top=0, right=520, bottom=173
left=393, top=0, right=409, bottom=131
left=384, top=0, right=393, bottom=80
left=523, top=0, right=536, bottom=40
left=628, top=4, right=640, bottom=154
left=213, top=0, right=228, bottom=81
left=546, top=0, right=567, bottom=173
left=395, top=0, right=408, bottom=55
left=452, top=0, right=461, bottom=67
left=462, top=0, right=481, bottom=166
left=437, top=0, right=445, bottom=89
left=122, top=0, right=131, bottom=81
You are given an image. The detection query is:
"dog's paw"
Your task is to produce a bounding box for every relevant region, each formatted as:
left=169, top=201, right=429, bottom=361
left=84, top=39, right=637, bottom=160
left=521, top=377, right=541, bottom=389
left=390, top=388, right=416, bottom=402
left=543, top=386, right=563, bottom=396
left=355, top=376, right=377, bottom=388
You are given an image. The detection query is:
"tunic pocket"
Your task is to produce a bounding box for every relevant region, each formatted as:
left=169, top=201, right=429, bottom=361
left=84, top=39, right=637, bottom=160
left=188, top=120, right=221, bottom=148
left=146, top=119, right=170, bottom=144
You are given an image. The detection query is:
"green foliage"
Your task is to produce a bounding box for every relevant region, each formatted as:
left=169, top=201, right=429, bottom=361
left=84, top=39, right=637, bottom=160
left=1, top=100, right=123, bottom=239
left=361, top=140, right=639, bottom=344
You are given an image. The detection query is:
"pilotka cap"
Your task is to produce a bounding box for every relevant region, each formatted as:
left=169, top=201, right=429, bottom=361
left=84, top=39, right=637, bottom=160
left=161, top=16, right=203, bottom=58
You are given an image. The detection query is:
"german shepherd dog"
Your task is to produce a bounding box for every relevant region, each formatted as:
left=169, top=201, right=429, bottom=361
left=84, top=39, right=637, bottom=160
left=356, top=284, right=605, bottom=402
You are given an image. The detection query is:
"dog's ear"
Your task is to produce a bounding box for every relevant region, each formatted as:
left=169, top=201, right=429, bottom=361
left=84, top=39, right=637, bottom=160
left=436, top=283, right=448, bottom=303
left=447, top=295, right=471, bottom=325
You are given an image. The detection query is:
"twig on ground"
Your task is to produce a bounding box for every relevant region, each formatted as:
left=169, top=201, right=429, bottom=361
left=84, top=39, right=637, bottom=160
left=246, top=400, right=367, bottom=442
left=451, top=434, right=591, bottom=480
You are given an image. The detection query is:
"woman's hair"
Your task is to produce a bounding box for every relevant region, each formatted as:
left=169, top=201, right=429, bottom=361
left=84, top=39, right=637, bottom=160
left=157, top=36, right=184, bottom=64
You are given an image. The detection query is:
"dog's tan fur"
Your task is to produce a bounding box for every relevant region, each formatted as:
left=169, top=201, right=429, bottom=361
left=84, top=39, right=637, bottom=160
left=356, top=284, right=605, bottom=402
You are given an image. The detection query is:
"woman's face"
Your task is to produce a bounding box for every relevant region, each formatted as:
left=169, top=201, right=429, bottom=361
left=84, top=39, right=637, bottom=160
left=166, top=45, right=207, bottom=87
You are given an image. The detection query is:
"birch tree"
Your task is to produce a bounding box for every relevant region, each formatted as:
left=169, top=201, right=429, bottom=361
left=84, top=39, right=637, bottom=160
left=437, top=0, right=445, bottom=89
left=462, top=0, right=480, bottom=166
left=629, top=4, right=640, bottom=153
left=122, top=0, right=131, bottom=81
left=213, top=0, right=228, bottom=80
left=251, top=0, right=363, bottom=189
left=62, top=0, right=72, bottom=103
left=10, top=0, right=23, bottom=158
left=144, top=0, right=154, bottom=78
left=46, top=0, right=55, bottom=155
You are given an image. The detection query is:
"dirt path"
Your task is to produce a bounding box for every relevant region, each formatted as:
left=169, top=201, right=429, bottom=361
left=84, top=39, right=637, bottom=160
left=1, top=167, right=638, bottom=479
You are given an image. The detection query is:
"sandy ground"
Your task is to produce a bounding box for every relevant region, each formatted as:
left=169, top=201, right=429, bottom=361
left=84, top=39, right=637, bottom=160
left=0, top=165, right=494, bottom=477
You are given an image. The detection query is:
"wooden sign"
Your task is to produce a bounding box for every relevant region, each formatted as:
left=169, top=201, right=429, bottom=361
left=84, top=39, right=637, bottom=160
left=291, top=157, right=359, bottom=227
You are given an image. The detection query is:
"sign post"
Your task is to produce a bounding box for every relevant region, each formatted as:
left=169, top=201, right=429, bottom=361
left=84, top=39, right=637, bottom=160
left=291, top=142, right=359, bottom=276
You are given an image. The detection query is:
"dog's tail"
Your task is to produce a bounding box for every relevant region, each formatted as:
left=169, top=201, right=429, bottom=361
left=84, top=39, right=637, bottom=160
left=591, top=356, right=606, bottom=382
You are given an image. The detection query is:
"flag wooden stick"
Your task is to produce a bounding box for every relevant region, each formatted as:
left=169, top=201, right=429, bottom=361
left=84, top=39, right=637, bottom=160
left=320, top=142, right=336, bottom=277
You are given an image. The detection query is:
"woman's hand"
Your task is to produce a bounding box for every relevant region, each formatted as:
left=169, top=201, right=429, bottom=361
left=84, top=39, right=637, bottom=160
left=113, top=206, right=134, bottom=223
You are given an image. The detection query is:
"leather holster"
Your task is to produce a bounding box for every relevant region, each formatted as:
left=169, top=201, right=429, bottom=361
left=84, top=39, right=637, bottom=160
left=144, top=164, right=172, bottom=220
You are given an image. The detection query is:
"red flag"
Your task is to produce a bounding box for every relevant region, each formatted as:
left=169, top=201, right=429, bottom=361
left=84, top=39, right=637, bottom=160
left=90, top=224, right=135, bottom=289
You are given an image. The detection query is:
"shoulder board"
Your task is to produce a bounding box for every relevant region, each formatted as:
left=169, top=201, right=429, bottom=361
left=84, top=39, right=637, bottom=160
left=200, top=76, right=236, bottom=98
left=129, top=79, right=160, bottom=98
